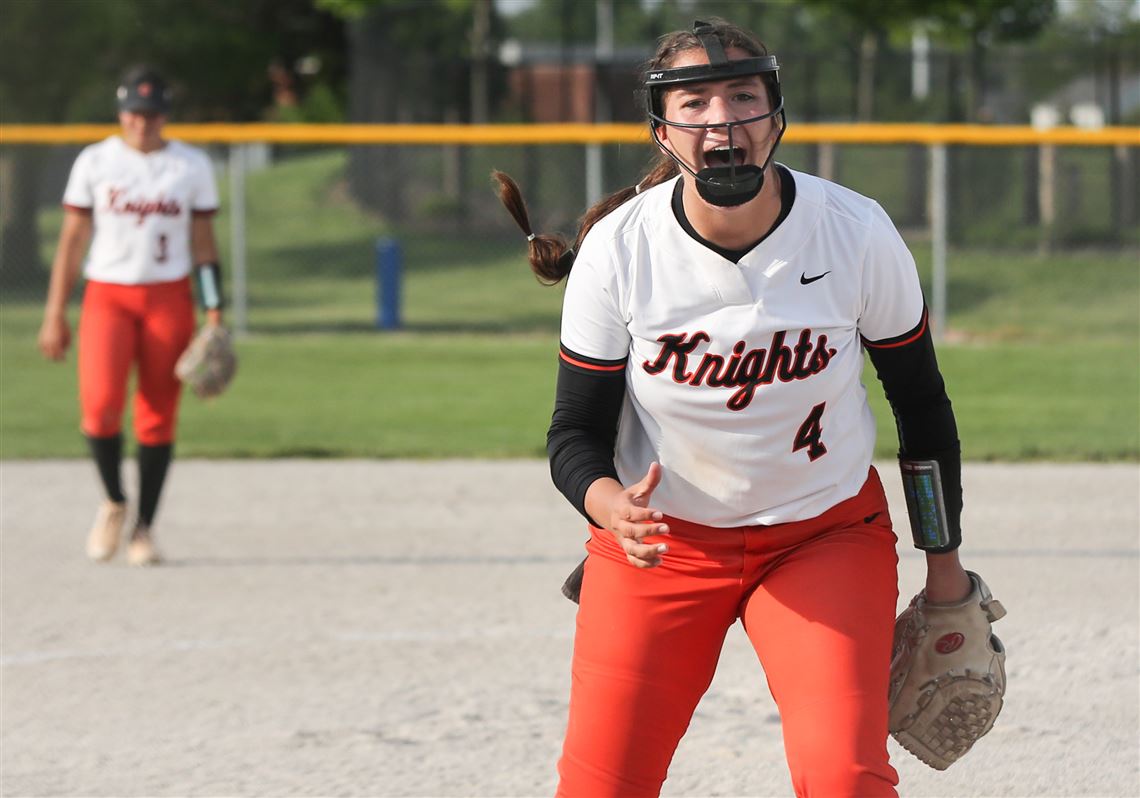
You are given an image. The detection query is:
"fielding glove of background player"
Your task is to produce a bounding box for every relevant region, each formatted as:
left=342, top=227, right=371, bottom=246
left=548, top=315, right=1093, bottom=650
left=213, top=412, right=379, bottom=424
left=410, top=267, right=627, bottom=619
left=175, top=324, right=237, bottom=399
left=888, top=570, right=1007, bottom=770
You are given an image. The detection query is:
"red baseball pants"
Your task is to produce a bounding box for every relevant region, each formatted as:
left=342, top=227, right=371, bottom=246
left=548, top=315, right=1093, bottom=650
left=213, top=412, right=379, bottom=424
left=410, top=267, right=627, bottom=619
left=78, top=278, right=195, bottom=445
left=556, top=468, right=900, bottom=798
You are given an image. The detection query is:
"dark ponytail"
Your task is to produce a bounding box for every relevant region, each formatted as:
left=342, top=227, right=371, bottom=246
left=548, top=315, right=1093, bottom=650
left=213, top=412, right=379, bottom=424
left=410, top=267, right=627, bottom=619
left=492, top=154, right=679, bottom=285
left=491, top=170, right=572, bottom=285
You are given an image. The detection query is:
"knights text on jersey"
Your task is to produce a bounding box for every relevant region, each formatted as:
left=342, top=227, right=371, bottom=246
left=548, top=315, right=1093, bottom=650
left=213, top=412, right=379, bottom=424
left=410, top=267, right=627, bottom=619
left=62, top=136, right=219, bottom=285
left=560, top=169, right=925, bottom=527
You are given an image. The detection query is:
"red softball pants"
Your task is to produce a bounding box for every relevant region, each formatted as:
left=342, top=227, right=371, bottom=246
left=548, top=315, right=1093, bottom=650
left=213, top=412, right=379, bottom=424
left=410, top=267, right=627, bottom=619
left=556, top=468, right=900, bottom=798
left=78, top=278, right=195, bottom=446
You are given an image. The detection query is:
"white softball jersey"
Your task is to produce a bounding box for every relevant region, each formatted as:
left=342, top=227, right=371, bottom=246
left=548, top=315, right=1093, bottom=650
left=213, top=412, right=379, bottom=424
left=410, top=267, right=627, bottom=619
left=62, top=136, right=219, bottom=285
left=561, top=168, right=925, bottom=527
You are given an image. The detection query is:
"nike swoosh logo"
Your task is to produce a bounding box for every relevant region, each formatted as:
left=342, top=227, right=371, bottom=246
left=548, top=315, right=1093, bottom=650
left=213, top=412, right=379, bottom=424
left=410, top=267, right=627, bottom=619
left=800, top=271, right=831, bottom=285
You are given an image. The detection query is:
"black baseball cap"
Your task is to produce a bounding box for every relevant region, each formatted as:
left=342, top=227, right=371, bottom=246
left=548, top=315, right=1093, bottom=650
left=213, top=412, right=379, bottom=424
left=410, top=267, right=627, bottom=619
left=116, top=68, right=171, bottom=114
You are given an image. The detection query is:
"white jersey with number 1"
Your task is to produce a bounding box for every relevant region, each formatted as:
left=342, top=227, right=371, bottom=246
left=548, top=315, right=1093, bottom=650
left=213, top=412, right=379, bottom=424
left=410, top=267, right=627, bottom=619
left=62, top=135, right=219, bottom=285
left=560, top=168, right=926, bottom=527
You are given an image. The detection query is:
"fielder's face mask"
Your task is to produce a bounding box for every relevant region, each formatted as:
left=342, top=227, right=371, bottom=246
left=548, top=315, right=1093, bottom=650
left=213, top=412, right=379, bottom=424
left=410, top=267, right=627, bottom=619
left=646, top=21, right=786, bottom=207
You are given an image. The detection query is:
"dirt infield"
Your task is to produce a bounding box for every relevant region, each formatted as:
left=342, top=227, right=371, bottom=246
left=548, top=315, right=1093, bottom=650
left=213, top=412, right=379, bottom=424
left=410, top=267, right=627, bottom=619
left=2, top=460, right=1137, bottom=797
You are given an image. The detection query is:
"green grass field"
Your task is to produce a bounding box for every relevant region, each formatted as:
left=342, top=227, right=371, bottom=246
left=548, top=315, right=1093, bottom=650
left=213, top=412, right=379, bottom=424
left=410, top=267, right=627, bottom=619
left=2, top=150, right=1137, bottom=460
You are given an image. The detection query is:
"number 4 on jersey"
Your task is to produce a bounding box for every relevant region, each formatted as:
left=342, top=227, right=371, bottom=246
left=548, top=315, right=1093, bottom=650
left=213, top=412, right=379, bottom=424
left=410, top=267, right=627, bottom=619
left=793, top=402, right=828, bottom=461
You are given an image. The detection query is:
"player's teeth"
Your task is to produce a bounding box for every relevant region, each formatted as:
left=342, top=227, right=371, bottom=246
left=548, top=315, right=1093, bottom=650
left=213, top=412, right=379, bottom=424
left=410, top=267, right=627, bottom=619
left=704, top=147, right=740, bottom=167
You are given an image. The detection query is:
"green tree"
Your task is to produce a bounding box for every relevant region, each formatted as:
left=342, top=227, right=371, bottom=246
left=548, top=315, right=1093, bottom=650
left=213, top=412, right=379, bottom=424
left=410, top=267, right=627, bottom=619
left=0, top=0, right=126, bottom=289
left=0, top=0, right=347, bottom=289
left=921, top=0, right=1056, bottom=122
left=317, top=0, right=503, bottom=220
left=1, top=0, right=346, bottom=124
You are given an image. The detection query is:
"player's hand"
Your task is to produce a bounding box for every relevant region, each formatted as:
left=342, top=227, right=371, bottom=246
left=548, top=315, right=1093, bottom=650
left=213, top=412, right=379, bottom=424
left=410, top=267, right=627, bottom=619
left=601, top=462, right=671, bottom=569
left=37, top=313, right=71, bottom=361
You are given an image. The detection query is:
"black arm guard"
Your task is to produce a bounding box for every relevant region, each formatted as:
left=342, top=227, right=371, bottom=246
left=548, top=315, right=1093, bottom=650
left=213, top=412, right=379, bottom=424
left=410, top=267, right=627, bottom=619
left=899, top=458, right=959, bottom=552
left=193, top=262, right=223, bottom=311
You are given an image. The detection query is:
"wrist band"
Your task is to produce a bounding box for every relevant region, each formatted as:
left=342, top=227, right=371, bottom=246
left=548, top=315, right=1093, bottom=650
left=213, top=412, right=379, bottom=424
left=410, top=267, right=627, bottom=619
left=193, top=262, right=223, bottom=311
left=899, top=458, right=956, bottom=551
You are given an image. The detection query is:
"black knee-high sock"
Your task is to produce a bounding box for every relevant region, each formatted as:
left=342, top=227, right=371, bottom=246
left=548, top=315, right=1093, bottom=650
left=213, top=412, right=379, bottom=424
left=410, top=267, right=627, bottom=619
left=87, top=434, right=126, bottom=503
left=137, top=443, right=173, bottom=528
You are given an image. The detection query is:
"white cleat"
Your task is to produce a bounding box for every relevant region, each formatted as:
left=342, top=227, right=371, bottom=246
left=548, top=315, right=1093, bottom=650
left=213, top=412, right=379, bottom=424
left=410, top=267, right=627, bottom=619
left=126, top=526, right=162, bottom=567
left=86, top=500, right=127, bottom=562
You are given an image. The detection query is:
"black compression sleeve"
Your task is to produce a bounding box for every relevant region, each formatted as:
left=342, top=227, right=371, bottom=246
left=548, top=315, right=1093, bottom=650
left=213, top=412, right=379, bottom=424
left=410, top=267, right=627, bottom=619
left=864, top=309, right=963, bottom=550
left=546, top=346, right=626, bottom=524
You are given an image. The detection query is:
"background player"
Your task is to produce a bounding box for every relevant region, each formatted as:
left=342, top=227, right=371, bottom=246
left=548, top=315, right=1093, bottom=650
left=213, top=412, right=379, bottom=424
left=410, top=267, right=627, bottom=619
left=495, top=18, right=975, bottom=798
left=38, top=66, right=224, bottom=566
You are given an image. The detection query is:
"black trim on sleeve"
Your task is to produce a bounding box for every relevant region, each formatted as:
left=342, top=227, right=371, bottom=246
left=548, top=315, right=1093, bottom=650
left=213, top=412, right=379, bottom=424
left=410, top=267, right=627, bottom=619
left=865, top=312, right=963, bottom=551
left=547, top=347, right=627, bottom=524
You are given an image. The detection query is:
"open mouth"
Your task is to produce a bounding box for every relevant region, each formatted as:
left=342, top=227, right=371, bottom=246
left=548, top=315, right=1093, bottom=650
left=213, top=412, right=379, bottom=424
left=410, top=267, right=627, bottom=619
left=703, top=145, right=747, bottom=169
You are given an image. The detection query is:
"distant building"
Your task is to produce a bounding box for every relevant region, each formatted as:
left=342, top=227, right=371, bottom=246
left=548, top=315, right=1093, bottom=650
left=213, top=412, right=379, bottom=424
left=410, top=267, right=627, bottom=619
left=499, top=41, right=650, bottom=123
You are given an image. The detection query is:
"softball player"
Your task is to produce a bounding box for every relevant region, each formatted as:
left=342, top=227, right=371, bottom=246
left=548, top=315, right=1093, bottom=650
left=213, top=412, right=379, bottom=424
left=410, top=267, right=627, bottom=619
left=495, top=18, right=976, bottom=798
left=38, top=67, right=224, bottom=566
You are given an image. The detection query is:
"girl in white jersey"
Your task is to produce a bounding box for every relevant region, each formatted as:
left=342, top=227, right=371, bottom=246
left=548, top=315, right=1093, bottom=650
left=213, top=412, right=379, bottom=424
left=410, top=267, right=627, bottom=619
left=38, top=67, right=224, bottom=566
left=495, top=19, right=976, bottom=798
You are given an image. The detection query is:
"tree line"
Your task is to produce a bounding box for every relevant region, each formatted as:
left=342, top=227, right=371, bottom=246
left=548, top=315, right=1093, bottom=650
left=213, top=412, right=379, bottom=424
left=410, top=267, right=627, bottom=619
left=2, top=0, right=1137, bottom=281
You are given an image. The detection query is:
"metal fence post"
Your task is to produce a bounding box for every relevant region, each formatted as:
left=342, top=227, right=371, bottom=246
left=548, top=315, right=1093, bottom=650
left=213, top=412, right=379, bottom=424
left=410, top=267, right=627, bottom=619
left=1038, top=143, right=1056, bottom=255
left=586, top=143, right=603, bottom=206
left=375, top=237, right=402, bottom=330
left=930, top=143, right=948, bottom=341
left=228, top=143, right=248, bottom=336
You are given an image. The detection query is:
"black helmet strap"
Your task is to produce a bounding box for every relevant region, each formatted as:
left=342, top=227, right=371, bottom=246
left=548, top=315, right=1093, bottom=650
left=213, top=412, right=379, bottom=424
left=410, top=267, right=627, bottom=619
left=693, top=20, right=728, bottom=65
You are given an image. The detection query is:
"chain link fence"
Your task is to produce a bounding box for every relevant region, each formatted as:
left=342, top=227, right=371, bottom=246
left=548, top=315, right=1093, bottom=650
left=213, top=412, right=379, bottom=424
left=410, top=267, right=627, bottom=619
left=2, top=130, right=1137, bottom=334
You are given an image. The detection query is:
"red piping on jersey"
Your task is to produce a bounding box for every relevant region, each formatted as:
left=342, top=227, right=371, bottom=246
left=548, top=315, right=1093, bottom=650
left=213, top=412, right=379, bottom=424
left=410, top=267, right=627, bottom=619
left=560, top=351, right=627, bottom=372
left=863, top=310, right=928, bottom=350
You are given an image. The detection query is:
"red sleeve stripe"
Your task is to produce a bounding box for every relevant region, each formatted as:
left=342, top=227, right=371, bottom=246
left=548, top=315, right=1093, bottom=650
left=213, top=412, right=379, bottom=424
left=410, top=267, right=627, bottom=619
left=62, top=203, right=93, bottom=215
left=559, top=350, right=627, bottom=372
left=563, top=351, right=629, bottom=371
left=863, top=308, right=928, bottom=350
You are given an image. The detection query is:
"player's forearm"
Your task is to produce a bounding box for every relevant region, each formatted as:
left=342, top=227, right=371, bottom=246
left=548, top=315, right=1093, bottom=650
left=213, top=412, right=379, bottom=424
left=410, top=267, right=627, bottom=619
left=924, top=550, right=971, bottom=603
left=867, top=320, right=963, bottom=549
left=191, top=219, right=224, bottom=323
left=190, top=218, right=219, bottom=264
left=546, top=358, right=625, bottom=522
left=583, top=477, right=626, bottom=527
left=43, top=221, right=90, bottom=316
left=547, top=430, right=620, bottom=524
left=192, top=242, right=220, bottom=265
left=43, top=268, right=77, bottom=318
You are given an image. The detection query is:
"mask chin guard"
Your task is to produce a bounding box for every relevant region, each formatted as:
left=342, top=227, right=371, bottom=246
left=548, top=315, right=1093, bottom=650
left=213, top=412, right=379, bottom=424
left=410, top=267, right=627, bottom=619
left=695, top=164, right=765, bottom=207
